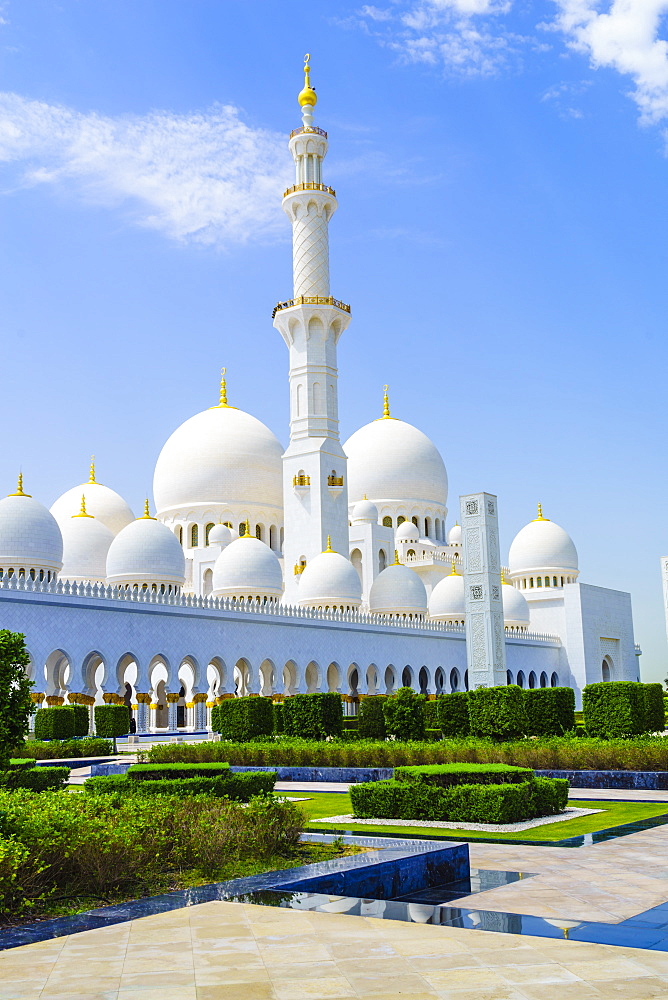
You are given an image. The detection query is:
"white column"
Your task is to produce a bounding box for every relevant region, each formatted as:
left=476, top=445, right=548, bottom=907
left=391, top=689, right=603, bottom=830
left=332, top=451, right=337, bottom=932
left=662, top=557, right=668, bottom=649
left=461, top=492, right=507, bottom=688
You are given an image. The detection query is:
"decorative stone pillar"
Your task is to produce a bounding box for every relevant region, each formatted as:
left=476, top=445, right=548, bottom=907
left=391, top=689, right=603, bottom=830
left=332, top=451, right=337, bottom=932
left=45, top=695, right=64, bottom=706
left=149, top=702, right=159, bottom=731
left=135, top=693, right=151, bottom=733
left=29, top=692, right=45, bottom=732
left=460, top=491, right=506, bottom=689
left=193, top=692, right=207, bottom=730
left=166, top=692, right=179, bottom=731
left=206, top=701, right=215, bottom=731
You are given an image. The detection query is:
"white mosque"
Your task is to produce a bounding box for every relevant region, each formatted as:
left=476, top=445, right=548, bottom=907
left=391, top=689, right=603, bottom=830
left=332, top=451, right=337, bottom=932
left=0, top=59, right=641, bottom=731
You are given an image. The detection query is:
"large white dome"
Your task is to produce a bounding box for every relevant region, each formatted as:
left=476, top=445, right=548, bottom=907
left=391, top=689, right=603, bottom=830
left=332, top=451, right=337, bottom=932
left=153, top=404, right=283, bottom=517
left=369, top=561, right=428, bottom=617
left=0, top=483, right=63, bottom=576
left=59, top=503, right=114, bottom=583
left=344, top=416, right=448, bottom=511
left=429, top=570, right=465, bottom=621
left=508, top=510, right=578, bottom=579
left=212, top=536, right=283, bottom=601
left=502, top=581, right=531, bottom=628
left=106, top=514, right=186, bottom=590
left=297, top=547, right=362, bottom=609
left=51, top=480, right=134, bottom=536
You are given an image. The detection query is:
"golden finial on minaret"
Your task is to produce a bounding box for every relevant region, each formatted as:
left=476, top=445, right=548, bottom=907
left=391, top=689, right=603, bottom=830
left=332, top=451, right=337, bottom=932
left=382, top=384, right=390, bottom=419
left=73, top=494, right=93, bottom=518
left=89, top=455, right=96, bottom=484
left=298, top=53, right=317, bottom=108
left=8, top=473, right=30, bottom=498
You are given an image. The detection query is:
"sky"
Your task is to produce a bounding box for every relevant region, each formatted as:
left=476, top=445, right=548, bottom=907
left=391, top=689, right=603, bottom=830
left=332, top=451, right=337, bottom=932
left=1, top=0, right=667, bottom=679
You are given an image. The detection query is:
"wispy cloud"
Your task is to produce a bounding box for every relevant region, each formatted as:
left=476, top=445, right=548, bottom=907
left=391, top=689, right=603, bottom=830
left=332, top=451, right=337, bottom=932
left=541, top=79, right=592, bottom=119
left=0, top=93, right=292, bottom=247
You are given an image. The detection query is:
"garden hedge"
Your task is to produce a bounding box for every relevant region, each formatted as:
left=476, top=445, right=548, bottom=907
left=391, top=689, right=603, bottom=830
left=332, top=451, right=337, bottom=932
left=524, top=687, right=575, bottom=737
left=0, top=766, right=70, bottom=792
left=394, top=763, right=533, bottom=787
left=67, top=704, right=89, bottom=738
left=127, top=762, right=231, bottom=781
left=642, top=683, right=665, bottom=734
left=282, top=693, right=343, bottom=739
left=34, top=707, right=76, bottom=742
left=85, top=770, right=275, bottom=800
left=350, top=775, right=568, bottom=824
left=583, top=682, right=647, bottom=738
left=382, top=687, right=426, bottom=741
left=358, top=697, right=387, bottom=740
left=468, top=685, right=527, bottom=740
left=211, top=696, right=273, bottom=741
left=23, top=738, right=113, bottom=759
left=436, top=692, right=470, bottom=738
left=273, top=702, right=284, bottom=735
left=94, top=704, right=130, bottom=749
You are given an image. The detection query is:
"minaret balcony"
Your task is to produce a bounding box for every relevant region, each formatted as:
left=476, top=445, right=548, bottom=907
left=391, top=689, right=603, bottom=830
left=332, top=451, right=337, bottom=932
left=283, top=182, right=336, bottom=198
left=290, top=125, right=328, bottom=139
left=273, top=295, right=351, bottom=320
left=293, top=474, right=311, bottom=490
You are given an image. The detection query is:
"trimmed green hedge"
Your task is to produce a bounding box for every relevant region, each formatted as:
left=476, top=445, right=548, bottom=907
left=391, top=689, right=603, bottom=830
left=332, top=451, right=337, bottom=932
left=583, top=682, right=645, bottom=738
left=394, top=763, right=532, bottom=787
left=68, top=705, right=89, bottom=738
left=273, top=702, right=285, bottom=735
left=127, top=762, right=231, bottom=781
left=382, top=687, right=426, bottom=741
left=211, top=697, right=274, bottom=741
left=524, top=687, right=575, bottom=737
left=85, top=770, right=275, bottom=800
left=22, top=738, right=114, bottom=760
left=94, top=704, right=130, bottom=743
left=643, top=683, right=665, bottom=734
left=282, top=693, right=343, bottom=740
left=34, top=707, right=75, bottom=742
left=468, top=685, right=527, bottom=740
left=0, top=766, right=69, bottom=792
left=436, top=692, right=470, bottom=738
left=350, top=775, right=568, bottom=824
left=358, top=697, right=387, bottom=740
left=8, top=759, right=37, bottom=771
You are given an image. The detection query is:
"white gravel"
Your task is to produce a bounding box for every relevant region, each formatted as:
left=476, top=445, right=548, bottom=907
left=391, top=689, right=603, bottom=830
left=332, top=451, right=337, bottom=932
left=311, top=806, right=603, bottom=834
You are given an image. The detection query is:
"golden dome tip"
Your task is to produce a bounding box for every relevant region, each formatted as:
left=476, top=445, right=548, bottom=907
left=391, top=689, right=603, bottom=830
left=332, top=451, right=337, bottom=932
left=298, top=53, right=317, bottom=107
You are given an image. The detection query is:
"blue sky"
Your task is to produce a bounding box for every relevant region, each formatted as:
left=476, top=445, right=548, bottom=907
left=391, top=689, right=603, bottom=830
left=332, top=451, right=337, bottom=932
left=1, top=0, right=667, bottom=678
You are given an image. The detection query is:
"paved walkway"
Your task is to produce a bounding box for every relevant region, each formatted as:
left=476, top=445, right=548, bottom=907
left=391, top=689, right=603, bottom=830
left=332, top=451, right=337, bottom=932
left=4, top=898, right=668, bottom=1000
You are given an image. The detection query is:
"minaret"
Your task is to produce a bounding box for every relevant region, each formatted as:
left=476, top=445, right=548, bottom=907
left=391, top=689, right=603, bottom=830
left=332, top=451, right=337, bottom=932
left=274, top=55, right=352, bottom=603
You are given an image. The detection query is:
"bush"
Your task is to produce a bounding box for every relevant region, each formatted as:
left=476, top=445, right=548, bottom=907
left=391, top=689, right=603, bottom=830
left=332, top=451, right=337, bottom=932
left=94, top=704, right=130, bottom=750
left=524, top=687, right=576, bottom=737
left=468, top=685, right=527, bottom=740
left=211, top=696, right=273, bottom=741
left=22, top=738, right=114, bottom=760
left=127, top=761, right=232, bottom=781
left=273, top=702, right=284, bottom=735
left=583, top=682, right=647, bottom=738
left=0, top=630, right=33, bottom=767
left=0, top=766, right=69, bottom=792
left=358, top=697, right=387, bottom=739
left=642, top=683, right=665, bottom=734
left=67, top=704, right=89, bottom=738
left=394, top=763, right=533, bottom=787
left=350, top=775, right=568, bottom=824
left=8, top=759, right=37, bottom=771
left=436, top=693, right=471, bottom=738
left=34, top=707, right=75, bottom=742
left=282, top=693, right=343, bottom=740
left=382, top=688, right=426, bottom=741
left=85, top=770, right=276, bottom=800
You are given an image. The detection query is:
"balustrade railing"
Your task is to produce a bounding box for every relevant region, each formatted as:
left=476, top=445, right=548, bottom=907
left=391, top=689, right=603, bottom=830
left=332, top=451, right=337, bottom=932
left=272, top=295, right=351, bottom=319
left=283, top=182, right=336, bottom=198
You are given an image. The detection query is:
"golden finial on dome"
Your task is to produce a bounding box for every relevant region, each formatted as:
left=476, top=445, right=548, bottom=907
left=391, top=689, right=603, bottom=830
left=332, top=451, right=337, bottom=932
left=210, top=367, right=237, bottom=410
left=89, top=455, right=96, bottom=484
left=140, top=499, right=155, bottom=520
left=450, top=558, right=458, bottom=576
left=73, top=494, right=93, bottom=518
left=325, top=535, right=333, bottom=552
left=8, top=473, right=30, bottom=498
left=393, top=549, right=401, bottom=565
left=383, top=384, right=390, bottom=419
left=242, top=518, right=252, bottom=538
left=298, top=53, right=317, bottom=108
left=534, top=503, right=549, bottom=522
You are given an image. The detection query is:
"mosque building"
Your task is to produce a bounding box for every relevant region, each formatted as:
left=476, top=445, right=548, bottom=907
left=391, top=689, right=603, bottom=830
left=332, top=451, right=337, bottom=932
left=0, top=59, right=641, bottom=731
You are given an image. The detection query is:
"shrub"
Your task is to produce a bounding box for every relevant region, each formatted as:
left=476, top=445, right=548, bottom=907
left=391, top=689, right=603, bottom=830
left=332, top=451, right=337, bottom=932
left=67, top=704, right=89, bottom=738
left=94, top=704, right=130, bottom=751
left=273, top=702, right=284, bottom=735
left=211, top=696, right=273, bottom=741
left=127, top=761, right=232, bottom=781
left=394, top=763, right=533, bottom=787
left=524, top=687, right=576, bottom=737
left=0, top=630, right=33, bottom=767
left=350, top=775, right=568, bottom=824
left=583, top=682, right=647, bottom=738
left=468, top=685, right=527, bottom=740
left=85, top=770, right=275, bottom=800
left=382, top=688, right=426, bottom=741
left=358, top=697, right=387, bottom=740
left=436, top=692, right=471, bottom=738
left=642, top=683, right=665, bottom=734
left=0, top=766, right=69, bottom=792
left=22, top=737, right=114, bottom=760
left=282, top=693, right=343, bottom=740
left=8, top=759, right=37, bottom=771
left=34, top=707, right=75, bottom=742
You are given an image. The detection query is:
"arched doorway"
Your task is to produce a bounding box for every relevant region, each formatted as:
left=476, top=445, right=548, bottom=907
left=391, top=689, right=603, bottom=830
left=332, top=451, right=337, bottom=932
left=602, top=657, right=612, bottom=682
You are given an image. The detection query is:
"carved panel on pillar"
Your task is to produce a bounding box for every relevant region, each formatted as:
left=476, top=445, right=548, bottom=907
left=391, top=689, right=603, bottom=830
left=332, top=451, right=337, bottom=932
left=461, top=492, right=506, bottom=689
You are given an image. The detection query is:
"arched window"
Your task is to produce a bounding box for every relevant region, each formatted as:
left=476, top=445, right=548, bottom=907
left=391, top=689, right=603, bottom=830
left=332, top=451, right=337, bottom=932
left=407, top=549, right=415, bottom=558
left=553, top=577, right=558, bottom=587
left=529, top=578, right=534, bottom=588
left=450, top=668, right=459, bottom=692
left=537, top=577, right=542, bottom=587
left=412, top=516, right=419, bottom=528
left=378, top=549, right=387, bottom=573
left=351, top=548, right=363, bottom=584
left=561, top=576, right=565, bottom=586
left=517, top=670, right=525, bottom=688
left=602, top=658, right=611, bottom=682
left=529, top=671, right=537, bottom=689
left=270, top=525, right=277, bottom=550
left=382, top=516, right=392, bottom=528
left=545, top=576, right=550, bottom=587
left=175, top=526, right=183, bottom=544
left=402, top=666, right=412, bottom=688
left=434, top=518, right=440, bottom=540
left=540, top=671, right=548, bottom=688
left=464, top=669, right=469, bottom=691
left=190, top=524, right=198, bottom=548
left=239, top=522, right=247, bottom=537
left=397, top=515, right=406, bottom=526
left=425, top=517, right=431, bottom=537
left=550, top=672, right=559, bottom=687
left=255, top=524, right=263, bottom=540
left=205, top=523, right=215, bottom=546
left=203, top=569, right=213, bottom=596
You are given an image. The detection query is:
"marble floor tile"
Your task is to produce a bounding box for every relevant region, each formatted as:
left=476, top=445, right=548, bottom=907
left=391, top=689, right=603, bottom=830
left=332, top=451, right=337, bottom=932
left=272, top=977, right=357, bottom=999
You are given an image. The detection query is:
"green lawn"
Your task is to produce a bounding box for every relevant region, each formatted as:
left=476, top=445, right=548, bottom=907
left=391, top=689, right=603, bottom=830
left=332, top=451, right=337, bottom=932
left=299, top=792, right=668, bottom=842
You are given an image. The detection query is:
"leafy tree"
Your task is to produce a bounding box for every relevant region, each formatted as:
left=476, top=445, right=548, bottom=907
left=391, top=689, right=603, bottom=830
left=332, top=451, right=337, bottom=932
left=0, top=631, right=33, bottom=767
left=382, top=687, right=426, bottom=740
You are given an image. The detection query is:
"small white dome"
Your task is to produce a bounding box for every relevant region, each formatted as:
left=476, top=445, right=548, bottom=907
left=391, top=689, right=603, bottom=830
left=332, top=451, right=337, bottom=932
left=212, top=536, right=283, bottom=600
left=508, top=509, right=578, bottom=579
left=351, top=498, right=378, bottom=524
left=51, top=480, right=134, bottom=536
left=396, top=520, right=420, bottom=541
left=369, top=561, right=428, bottom=617
left=208, top=523, right=233, bottom=547
left=502, top=581, right=531, bottom=628
left=60, top=505, right=114, bottom=583
left=298, top=548, right=362, bottom=609
left=429, top=570, right=465, bottom=621
left=0, top=484, right=63, bottom=576
left=106, top=514, right=186, bottom=590
left=447, top=523, right=462, bottom=546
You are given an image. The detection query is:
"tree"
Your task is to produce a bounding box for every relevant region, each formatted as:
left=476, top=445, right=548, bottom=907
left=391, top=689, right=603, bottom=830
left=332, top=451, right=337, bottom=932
left=94, top=704, right=130, bottom=753
left=0, top=630, right=33, bottom=767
